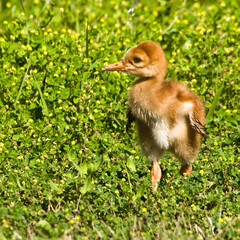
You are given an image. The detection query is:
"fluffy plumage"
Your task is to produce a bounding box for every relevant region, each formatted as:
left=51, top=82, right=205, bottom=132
left=103, top=41, right=207, bottom=190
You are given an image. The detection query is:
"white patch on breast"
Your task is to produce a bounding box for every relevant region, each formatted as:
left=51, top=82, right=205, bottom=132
left=183, top=102, right=193, bottom=114
left=145, top=101, right=193, bottom=152
left=169, top=119, right=187, bottom=140
left=152, top=119, right=170, bottom=150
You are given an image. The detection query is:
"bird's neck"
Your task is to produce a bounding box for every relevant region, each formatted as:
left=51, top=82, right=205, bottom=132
left=135, top=75, right=164, bottom=84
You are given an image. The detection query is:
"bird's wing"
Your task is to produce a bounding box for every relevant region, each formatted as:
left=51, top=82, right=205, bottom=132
left=188, top=112, right=208, bottom=138
left=126, top=110, right=136, bottom=132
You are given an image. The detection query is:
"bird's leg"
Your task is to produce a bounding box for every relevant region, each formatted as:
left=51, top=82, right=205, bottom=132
left=151, top=161, right=162, bottom=191
left=180, top=164, right=192, bottom=176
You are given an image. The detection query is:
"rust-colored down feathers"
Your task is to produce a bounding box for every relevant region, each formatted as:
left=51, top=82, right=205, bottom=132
left=103, top=41, right=207, bottom=190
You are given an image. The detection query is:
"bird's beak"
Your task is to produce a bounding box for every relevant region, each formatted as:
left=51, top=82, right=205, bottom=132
left=102, top=61, right=126, bottom=71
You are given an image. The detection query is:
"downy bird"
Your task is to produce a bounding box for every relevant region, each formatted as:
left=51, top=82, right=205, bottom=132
left=103, top=41, right=207, bottom=190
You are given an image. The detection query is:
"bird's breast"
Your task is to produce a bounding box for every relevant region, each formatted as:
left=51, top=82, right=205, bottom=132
left=151, top=119, right=170, bottom=150
left=138, top=117, right=188, bottom=151
left=128, top=80, right=160, bottom=123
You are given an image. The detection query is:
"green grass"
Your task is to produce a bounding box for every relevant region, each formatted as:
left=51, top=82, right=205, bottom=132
left=0, top=0, right=240, bottom=239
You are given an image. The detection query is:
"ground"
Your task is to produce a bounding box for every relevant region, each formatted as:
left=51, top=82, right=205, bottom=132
left=0, top=0, right=239, bottom=239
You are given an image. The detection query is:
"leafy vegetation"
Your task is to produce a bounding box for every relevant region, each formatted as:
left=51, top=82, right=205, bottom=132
left=0, top=0, right=239, bottom=239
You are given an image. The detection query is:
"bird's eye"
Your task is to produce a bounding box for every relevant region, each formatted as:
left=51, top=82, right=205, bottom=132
left=133, top=57, right=142, bottom=63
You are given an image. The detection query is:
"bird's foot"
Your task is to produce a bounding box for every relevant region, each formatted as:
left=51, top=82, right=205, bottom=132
left=180, top=165, right=192, bottom=176
left=151, top=161, right=162, bottom=191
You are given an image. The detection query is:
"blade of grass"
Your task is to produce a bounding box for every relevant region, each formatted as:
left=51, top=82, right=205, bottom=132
left=206, top=81, right=225, bottom=121
left=67, top=150, right=87, bottom=177
left=122, top=159, right=132, bottom=194
left=19, top=0, right=30, bottom=45
left=49, top=180, right=59, bottom=192
left=19, top=0, right=25, bottom=13
left=67, top=151, right=82, bottom=174
left=132, top=185, right=146, bottom=202
left=15, top=58, right=31, bottom=104
left=76, top=14, right=79, bottom=33
left=219, top=147, right=227, bottom=162
left=162, top=0, right=186, bottom=35
left=32, top=74, right=49, bottom=116
left=80, top=176, right=92, bottom=195
left=85, top=21, right=89, bottom=58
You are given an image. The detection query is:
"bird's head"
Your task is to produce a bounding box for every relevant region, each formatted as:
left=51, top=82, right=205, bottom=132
left=103, top=41, right=167, bottom=80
